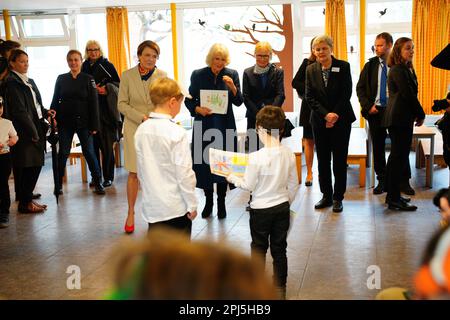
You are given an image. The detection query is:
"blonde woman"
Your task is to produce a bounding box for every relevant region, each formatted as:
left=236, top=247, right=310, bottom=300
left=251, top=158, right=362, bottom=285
left=185, top=43, right=243, bottom=220
left=118, top=40, right=167, bottom=234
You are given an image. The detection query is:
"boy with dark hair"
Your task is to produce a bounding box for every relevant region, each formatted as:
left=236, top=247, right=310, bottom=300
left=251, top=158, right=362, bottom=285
left=227, top=105, right=298, bottom=299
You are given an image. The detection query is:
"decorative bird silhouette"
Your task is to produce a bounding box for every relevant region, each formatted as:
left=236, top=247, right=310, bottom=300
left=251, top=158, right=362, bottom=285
left=350, top=45, right=354, bottom=54
left=198, top=19, right=206, bottom=27
left=379, top=8, right=387, bottom=17
left=323, top=8, right=325, bottom=15
left=252, top=23, right=256, bottom=31
left=371, top=45, right=375, bottom=55
left=266, top=26, right=269, bottom=31
left=224, top=24, right=231, bottom=31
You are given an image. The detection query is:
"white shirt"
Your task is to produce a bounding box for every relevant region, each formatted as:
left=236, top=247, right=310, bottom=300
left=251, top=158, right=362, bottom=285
left=0, top=118, right=17, bottom=154
left=228, top=145, right=298, bottom=209
left=12, top=70, right=43, bottom=119
left=135, top=112, right=198, bottom=223
left=375, top=57, right=389, bottom=107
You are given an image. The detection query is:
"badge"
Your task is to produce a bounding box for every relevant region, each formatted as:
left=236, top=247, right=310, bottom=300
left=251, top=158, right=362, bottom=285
left=331, top=67, right=340, bottom=72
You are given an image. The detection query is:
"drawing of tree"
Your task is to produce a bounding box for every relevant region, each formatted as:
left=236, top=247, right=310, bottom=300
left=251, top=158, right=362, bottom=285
left=223, top=5, right=294, bottom=111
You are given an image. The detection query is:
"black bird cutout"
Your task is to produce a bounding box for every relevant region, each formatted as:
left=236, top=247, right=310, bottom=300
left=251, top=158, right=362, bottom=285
left=379, top=8, right=387, bottom=17
left=323, top=8, right=325, bottom=15
left=266, top=26, right=269, bottom=31
left=252, top=23, right=256, bottom=31
left=371, top=45, right=375, bottom=55
left=198, top=19, right=206, bottom=27
left=350, top=45, right=354, bottom=54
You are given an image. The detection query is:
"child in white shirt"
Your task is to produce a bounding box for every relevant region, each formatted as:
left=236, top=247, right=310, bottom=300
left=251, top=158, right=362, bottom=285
left=227, top=106, right=298, bottom=299
left=134, top=78, right=197, bottom=237
left=0, top=97, right=18, bottom=228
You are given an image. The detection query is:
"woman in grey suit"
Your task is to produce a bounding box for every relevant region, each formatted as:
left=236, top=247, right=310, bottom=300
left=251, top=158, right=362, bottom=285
left=118, top=41, right=167, bottom=233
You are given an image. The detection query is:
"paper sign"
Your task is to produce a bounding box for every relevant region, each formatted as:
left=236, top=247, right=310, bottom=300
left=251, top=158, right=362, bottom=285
left=209, top=148, right=248, bottom=177
left=200, top=90, right=228, bottom=114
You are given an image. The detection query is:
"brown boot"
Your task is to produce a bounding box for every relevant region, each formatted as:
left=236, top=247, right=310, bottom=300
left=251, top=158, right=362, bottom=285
left=32, top=201, right=47, bottom=210
left=18, top=202, right=44, bottom=214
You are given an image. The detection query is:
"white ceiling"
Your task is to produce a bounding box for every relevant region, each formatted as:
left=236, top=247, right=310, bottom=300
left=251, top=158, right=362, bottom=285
left=0, top=0, right=265, bottom=11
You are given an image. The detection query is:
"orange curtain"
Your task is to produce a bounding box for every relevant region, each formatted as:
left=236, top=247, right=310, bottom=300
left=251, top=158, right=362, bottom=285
left=412, top=0, right=450, bottom=114
left=106, top=7, right=131, bottom=76
left=325, top=0, right=348, bottom=61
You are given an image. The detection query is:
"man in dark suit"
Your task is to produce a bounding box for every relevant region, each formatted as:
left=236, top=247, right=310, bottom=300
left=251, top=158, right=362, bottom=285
left=305, top=35, right=356, bottom=213
left=357, top=32, right=415, bottom=196
left=243, top=42, right=285, bottom=152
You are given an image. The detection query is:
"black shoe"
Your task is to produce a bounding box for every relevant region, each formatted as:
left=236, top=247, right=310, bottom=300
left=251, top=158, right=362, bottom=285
left=332, top=200, right=343, bottom=212
left=89, top=181, right=95, bottom=188
left=0, top=216, right=9, bottom=228
left=314, top=198, right=333, bottom=209
left=93, top=182, right=105, bottom=195
left=305, top=180, right=313, bottom=187
left=400, top=182, right=415, bottom=195
left=373, top=182, right=385, bottom=195
left=217, top=199, right=227, bottom=219
left=32, top=193, right=42, bottom=200
left=201, top=191, right=213, bottom=218
left=102, top=180, right=113, bottom=188
left=385, top=195, right=411, bottom=204
left=388, top=200, right=417, bottom=211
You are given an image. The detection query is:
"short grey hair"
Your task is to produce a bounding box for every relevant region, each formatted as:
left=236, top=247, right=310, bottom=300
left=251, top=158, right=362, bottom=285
left=312, top=35, right=334, bottom=50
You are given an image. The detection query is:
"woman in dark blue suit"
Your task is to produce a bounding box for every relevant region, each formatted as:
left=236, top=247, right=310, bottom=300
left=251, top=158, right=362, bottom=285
left=305, top=35, right=356, bottom=213
left=185, top=43, right=243, bottom=220
left=243, top=41, right=285, bottom=152
left=383, top=37, right=425, bottom=211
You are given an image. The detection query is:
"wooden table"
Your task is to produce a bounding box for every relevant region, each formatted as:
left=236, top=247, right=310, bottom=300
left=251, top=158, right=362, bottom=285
left=348, top=128, right=368, bottom=187
left=413, top=125, right=436, bottom=187
left=281, top=127, right=303, bottom=184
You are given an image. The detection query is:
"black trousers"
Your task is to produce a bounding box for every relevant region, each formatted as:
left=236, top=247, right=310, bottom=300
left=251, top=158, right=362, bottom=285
left=0, top=153, right=11, bottom=215
left=93, top=129, right=116, bottom=182
left=17, top=166, right=41, bottom=206
left=249, top=201, right=290, bottom=288
left=148, top=213, right=192, bottom=238
left=312, top=122, right=352, bottom=201
left=385, top=126, right=413, bottom=202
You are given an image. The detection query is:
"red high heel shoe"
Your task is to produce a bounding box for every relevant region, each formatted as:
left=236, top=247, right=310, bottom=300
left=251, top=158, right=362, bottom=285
left=124, top=221, right=134, bottom=234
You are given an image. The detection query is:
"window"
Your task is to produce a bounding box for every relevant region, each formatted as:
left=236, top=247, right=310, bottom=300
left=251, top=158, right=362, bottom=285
left=0, top=19, right=5, bottom=38
left=76, top=13, right=108, bottom=58
left=367, top=1, right=412, bottom=24
left=128, top=10, right=174, bottom=78
left=22, top=17, right=66, bottom=38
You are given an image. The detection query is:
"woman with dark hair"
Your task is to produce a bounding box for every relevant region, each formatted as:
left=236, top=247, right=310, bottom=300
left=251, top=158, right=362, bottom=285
left=382, top=37, right=425, bottom=211
left=185, top=43, right=243, bottom=220
left=51, top=49, right=104, bottom=195
left=118, top=40, right=166, bottom=234
left=4, top=49, right=56, bottom=213
left=0, top=39, right=20, bottom=58
left=292, top=37, right=317, bottom=187
left=82, top=40, right=121, bottom=188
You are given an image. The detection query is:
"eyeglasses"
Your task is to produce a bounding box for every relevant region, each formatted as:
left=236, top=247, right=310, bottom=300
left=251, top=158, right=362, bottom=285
left=256, top=54, right=270, bottom=59
left=87, top=48, right=100, bottom=52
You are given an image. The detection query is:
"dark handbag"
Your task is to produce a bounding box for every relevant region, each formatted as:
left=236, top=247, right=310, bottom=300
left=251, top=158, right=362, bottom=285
left=282, top=119, right=295, bottom=138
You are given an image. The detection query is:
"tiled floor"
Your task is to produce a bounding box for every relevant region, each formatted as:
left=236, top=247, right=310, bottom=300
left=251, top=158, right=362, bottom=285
left=0, top=153, right=445, bottom=300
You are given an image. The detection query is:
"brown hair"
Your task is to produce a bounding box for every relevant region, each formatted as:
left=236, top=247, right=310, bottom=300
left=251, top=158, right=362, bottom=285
left=66, top=49, right=83, bottom=61
left=256, top=105, right=286, bottom=138
left=376, top=32, right=393, bottom=45
left=137, top=40, right=160, bottom=57
left=8, top=49, right=27, bottom=65
left=309, top=37, right=317, bottom=62
left=0, top=39, right=21, bottom=58
left=149, top=77, right=183, bottom=106
left=111, top=227, right=277, bottom=300
left=387, top=37, right=413, bottom=68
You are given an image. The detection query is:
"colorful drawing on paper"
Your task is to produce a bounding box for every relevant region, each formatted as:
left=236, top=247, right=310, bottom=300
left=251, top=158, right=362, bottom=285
left=209, top=148, right=248, bottom=177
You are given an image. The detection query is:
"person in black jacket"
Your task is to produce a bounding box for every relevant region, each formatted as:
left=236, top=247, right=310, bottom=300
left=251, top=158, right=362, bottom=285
left=51, top=49, right=104, bottom=195
left=292, top=37, right=316, bottom=186
left=4, top=49, right=56, bottom=213
left=243, top=41, right=285, bottom=152
left=81, top=40, right=121, bottom=188
left=305, top=35, right=356, bottom=213
left=382, top=37, right=425, bottom=211
left=357, top=32, right=414, bottom=196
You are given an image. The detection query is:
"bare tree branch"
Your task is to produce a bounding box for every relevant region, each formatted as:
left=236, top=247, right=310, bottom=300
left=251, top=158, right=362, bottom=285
left=255, top=8, right=282, bottom=28
left=227, top=25, right=260, bottom=44
left=269, top=5, right=281, bottom=25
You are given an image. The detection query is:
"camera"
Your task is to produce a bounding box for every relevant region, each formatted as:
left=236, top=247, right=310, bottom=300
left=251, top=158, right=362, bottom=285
left=432, top=92, right=450, bottom=112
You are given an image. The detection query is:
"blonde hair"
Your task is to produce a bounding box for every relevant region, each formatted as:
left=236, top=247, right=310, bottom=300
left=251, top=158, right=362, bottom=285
left=205, top=43, right=230, bottom=67
left=312, top=35, right=334, bottom=50
left=255, top=41, right=273, bottom=55
left=84, top=40, right=104, bottom=60
left=110, top=227, right=277, bottom=300
left=149, top=77, right=183, bottom=106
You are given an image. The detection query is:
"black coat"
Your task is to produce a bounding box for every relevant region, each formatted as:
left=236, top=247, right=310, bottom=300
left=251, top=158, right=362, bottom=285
left=3, top=72, right=48, bottom=167
left=242, top=63, right=285, bottom=119
left=305, top=57, right=356, bottom=128
left=356, top=56, right=383, bottom=120
left=50, top=72, right=100, bottom=132
left=382, top=64, right=425, bottom=128
left=185, top=67, right=243, bottom=189
left=292, top=58, right=315, bottom=126
left=81, top=57, right=120, bottom=131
